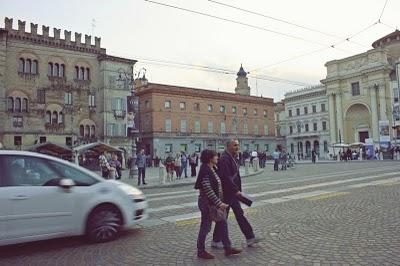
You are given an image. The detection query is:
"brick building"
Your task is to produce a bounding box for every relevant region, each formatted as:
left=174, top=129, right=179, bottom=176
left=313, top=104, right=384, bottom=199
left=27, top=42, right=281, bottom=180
left=136, top=66, right=277, bottom=158
left=0, top=17, right=135, bottom=153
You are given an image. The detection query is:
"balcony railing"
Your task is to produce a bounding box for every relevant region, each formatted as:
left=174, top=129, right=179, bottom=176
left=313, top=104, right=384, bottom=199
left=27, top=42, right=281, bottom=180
left=45, top=123, right=65, bottom=132
left=113, top=110, right=126, bottom=119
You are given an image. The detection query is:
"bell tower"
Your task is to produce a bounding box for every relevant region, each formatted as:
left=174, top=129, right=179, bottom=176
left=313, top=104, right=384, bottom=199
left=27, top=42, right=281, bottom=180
left=235, top=64, right=250, bottom=95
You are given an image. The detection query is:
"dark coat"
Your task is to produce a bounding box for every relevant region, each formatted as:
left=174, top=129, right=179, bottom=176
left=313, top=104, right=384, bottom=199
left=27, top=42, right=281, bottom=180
left=217, top=151, right=241, bottom=200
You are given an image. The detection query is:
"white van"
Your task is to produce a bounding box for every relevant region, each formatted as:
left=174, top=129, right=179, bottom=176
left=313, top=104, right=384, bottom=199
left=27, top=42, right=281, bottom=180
left=0, top=150, right=147, bottom=246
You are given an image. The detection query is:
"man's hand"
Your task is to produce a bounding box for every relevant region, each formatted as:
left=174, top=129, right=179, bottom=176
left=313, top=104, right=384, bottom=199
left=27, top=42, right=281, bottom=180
left=219, top=203, right=229, bottom=210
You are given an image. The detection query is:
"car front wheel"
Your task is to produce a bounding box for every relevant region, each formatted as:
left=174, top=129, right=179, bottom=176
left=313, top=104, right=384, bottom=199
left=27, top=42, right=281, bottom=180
left=86, top=205, right=123, bottom=243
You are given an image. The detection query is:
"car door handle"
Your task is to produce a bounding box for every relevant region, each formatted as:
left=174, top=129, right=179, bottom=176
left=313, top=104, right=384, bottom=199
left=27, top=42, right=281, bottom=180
left=10, top=195, right=29, bottom=200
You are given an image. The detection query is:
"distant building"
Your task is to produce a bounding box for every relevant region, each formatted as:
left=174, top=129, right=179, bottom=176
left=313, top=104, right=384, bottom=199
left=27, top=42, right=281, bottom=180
left=0, top=17, right=135, bottom=153
left=284, top=85, right=330, bottom=159
left=136, top=66, right=277, bottom=158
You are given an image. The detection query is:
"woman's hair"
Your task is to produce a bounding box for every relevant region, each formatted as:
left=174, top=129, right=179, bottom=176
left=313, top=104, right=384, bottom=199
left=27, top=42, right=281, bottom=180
left=200, top=149, right=217, bottom=164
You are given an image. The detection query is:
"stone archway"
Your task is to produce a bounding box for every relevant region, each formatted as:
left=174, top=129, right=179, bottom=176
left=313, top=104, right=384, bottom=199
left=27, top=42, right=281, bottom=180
left=344, top=103, right=371, bottom=143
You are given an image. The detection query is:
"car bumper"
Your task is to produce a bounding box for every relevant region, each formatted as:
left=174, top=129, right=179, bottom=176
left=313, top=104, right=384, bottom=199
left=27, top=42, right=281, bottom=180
left=124, top=201, right=148, bottom=228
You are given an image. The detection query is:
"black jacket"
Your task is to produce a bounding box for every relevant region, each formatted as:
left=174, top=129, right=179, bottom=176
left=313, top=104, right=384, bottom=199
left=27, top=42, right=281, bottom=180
left=217, top=151, right=241, bottom=200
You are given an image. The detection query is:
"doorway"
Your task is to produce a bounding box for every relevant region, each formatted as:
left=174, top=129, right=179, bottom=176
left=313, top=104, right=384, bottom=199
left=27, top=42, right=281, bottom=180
left=359, top=131, right=369, bottom=143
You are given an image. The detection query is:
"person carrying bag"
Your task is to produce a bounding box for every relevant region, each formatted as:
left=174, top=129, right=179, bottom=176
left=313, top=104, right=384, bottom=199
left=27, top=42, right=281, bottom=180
left=194, top=149, right=241, bottom=259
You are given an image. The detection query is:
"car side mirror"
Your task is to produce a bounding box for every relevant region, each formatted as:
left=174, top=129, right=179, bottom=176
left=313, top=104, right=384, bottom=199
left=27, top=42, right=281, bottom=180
left=59, top=178, right=75, bottom=191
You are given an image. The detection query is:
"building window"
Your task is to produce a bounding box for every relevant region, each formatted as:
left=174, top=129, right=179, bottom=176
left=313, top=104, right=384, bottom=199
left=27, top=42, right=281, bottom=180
left=322, top=121, right=327, bottom=131
left=89, top=94, right=95, bottom=107
left=112, top=98, right=125, bottom=111
left=243, top=123, right=248, bottom=134
left=288, top=110, right=292, bottom=117
left=324, top=141, right=328, bottom=152
left=45, top=111, right=51, bottom=124
left=15, top=98, right=21, bottom=112
left=165, top=144, right=173, bottom=153
left=60, top=64, right=65, bottom=77
left=305, top=124, right=309, bottom=132
left=52, top=111, right=58, bottom=124
left=263, top=110, right=268, bottom=117
left=232, top=106, right=237, bottom=114
left=7, top=97, right=14, bottom=112
left=165, top=100, right=171, bottom=109
left=58, top=112, right=63, bottom=124
left=232, top=121, right=238, bottom=134
left=39, top=136, right=47, bottom=143
left=48, top=63, right=53, bottom=76
left=290, top=143, right=294, bottom=153
left=32, top=60, right=38, bottom=74
left=312, top=105, right=317, bottom=113
left=220, top=105, right=226, bottom=113
left=264, top=144, right=270, bottom=152
left=264, top=124, right=269, bottom=135
left=297, top=124, right=301, bottom=133
left=194, top=103, right=200, bottom=111
left=25, top=59, right=31, bottom=73
left=243, top=108, right=247, bottom=115
left=253, top=109, right=258, bottom=116
left=195, top=144, right=202, bottom=153
left=393, top=88, right=399, bottom=103
left=85, top=125, right=90, bottom=137
left=208, top=121, right=213, bottom=133
left=351, top=82, right=360, bottom=96
left=304, top=107, right=308, bottom=114
left=180, top=120, right=187, bottom=133
left=220, top=121, right=226, bottom=134
left=18, top=58, right=25, bottom=73
left=180, top=102, right=186, bottom=110
left=80, top=67, right=84, bottom=80
left=80, top=125, right=85, bottom=137
left=165, top=119, right=172, bottom=132
left=289, top=126, right=293, bottom=134
left=106, top=123, right=115, bottom=136
left=64, top=92, right=73, bottom=105
left=208, top=104, right=213, bottom=112
left=14, top=136, right=22, bottom=146
left=54, top=63, right=59, bottom=76
left=86, top=68, right=90, bottom=80
left=91, top=125, right=96, bottom=138
left=296, top=108, right=300, bottom=116
left=75, top=66, right=79, bottom=79
left=194, top=120, right=201, bottom=133
left=13, top=116, right=23, bottom=128
left=321, top=103, right=326, bottom=112
left=254, top=124, right=259, bottom=135
left=37, top=89, right=46, bottom=104
left=313, top=123, right=317, bottom=131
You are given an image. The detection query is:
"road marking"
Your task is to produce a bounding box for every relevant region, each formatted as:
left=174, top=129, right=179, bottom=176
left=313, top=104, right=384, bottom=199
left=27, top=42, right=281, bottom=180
left=305, top=192, right=349, bottom=201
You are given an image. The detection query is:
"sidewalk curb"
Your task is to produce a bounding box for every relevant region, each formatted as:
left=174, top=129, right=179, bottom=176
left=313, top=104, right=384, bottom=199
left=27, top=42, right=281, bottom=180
left=139, top=169, right=265, bottom=190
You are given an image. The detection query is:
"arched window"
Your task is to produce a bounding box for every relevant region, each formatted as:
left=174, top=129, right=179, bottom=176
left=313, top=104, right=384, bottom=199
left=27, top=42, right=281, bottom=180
left=18, top=58, right=25, bottom=73
left=79, top=125, right=84, bottom=137
left=85, top=125, right=90, bottom=137
left=45, top=111, right=52, bottom=124
left=75, top=66, right=79, bottom=79
left=85, top=68, right=90, bottom=80
left=22, top=98, right=28, bottom=112
left=80, top=67, right=85, bottom=80
left=25, top=59, right=31, bottom=73
left=32, top=60, right=38, bottom=74
left=48, top=62, right=53, bottom=76
left=60, top=64, right=65, bottom=77
left=54, top=63, right=59, bottom=77
left=52, top=111, right=58, bottom=124
left=7, top=97, right=14, bottom=112
left=91, top=125, right=95, bottom=137
left=58, top=112, right=63, bottom=124
left=15, top=97, right=21, bottom=112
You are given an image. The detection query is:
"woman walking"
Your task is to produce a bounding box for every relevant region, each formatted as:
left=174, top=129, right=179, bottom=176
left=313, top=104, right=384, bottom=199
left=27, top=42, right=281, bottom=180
left=194, top=149, right=241, bottom=259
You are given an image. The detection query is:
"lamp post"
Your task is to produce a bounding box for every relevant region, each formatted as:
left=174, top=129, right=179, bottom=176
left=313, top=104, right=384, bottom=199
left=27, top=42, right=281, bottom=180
left=116, top=67, right=147, bottom=180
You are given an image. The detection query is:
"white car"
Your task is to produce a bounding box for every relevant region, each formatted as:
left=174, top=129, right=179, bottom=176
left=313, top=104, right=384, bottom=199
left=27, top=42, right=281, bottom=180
left=0, top=150, right=147, bottom=246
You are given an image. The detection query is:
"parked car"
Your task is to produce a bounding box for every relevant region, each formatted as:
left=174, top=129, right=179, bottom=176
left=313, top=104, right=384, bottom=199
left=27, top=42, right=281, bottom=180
left=0, top=150, right=147, bottom=246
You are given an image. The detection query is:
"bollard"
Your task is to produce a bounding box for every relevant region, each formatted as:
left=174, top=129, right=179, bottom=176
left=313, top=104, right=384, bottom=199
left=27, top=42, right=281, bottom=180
left=159, top=163, right=166, bottom=184
left=252, top=158, right=259, bottom=172
left=379, top=151, right=384, bottom=160
left=245, top=159, right=250, bottom=175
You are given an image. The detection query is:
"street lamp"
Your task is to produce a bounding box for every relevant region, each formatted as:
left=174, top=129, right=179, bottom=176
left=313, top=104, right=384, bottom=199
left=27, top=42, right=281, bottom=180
left=116, top=67, right=147, bottom=180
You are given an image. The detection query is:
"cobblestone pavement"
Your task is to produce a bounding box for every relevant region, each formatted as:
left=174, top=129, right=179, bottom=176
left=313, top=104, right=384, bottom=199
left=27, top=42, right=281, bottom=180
left=1, top=161, right=400, bottom=265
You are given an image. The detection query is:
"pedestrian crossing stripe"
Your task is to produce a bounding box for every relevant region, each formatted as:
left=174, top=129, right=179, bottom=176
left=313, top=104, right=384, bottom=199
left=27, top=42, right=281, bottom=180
left=304, top=192, right=349, bottom=202
left=380, top=181, right=400, bottom=186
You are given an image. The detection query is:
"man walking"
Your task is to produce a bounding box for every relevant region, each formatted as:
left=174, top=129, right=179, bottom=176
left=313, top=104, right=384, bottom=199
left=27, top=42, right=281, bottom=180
left=136, top=149, right=147, bottom=185
left=180, top=152, right=188, bottom=178
left=272, top=149, right=280, bottom=171
left=212, top=139, right=262, bottom=248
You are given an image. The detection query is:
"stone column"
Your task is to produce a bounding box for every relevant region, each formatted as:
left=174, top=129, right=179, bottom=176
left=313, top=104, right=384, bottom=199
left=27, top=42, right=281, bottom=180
left=370, top=85, right=379, bottom=141
left=335, top=93, right=343, bottom=143
left=328, top=93, right=336, bottom=143
left=378, top=83, right=387, bottom=121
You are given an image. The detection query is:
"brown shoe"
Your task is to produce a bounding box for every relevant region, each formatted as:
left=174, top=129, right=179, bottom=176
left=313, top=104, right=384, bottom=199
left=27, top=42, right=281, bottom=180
left=197, top=250, right=215, bottom=259
left=225, top=247, right=242, bottom=256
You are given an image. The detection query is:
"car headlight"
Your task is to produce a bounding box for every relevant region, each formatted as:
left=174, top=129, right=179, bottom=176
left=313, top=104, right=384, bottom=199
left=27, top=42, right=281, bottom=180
left=119, top=184, right=144, bottom=197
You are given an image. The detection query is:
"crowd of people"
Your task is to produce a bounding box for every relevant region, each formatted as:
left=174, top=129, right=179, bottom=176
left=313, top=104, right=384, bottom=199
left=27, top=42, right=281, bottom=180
left=164, top=152, right=199, bottom=181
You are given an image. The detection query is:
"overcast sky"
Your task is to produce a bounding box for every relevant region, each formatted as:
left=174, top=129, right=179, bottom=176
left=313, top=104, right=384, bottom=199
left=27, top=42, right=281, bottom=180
left=1, top=0, right=399, bottom=101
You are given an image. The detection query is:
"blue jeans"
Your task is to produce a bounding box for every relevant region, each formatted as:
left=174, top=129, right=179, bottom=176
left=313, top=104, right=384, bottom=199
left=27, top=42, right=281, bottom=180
left=181, top=163, right=188, bottom=177
left=138, top=167, right=146, bottom=184
left=197, top=197, right=231, bottom=252
left=213, top=197, right=255, bottom=242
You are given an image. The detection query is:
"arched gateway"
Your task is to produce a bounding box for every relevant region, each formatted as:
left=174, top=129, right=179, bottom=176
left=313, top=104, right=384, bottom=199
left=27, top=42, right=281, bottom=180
left=344, top=103, right=371, bottom=143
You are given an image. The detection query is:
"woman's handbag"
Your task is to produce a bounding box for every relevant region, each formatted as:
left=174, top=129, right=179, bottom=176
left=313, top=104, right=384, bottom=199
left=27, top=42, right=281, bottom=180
left=209, top=205, right=227, bottom=222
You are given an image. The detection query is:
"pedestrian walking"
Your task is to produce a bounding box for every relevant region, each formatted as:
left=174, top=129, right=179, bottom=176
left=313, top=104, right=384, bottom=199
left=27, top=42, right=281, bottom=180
left=181, top=152, right=188, bottom=178
left=175, top=153, right=182, bottom=179
left=212, top=139, right=263, bottom=248
left=272, top=149, right=280, bottom=171
left=110, top=153, right=122, bottom=179
left=311, top=149, right=317, bottom=164
left=98, top=150, right=111, bottom=178
left=165, top=154, right=175, bottom=181
left=195, top=149, right=242, bottom=259
left=136, top=149, right=147, bottom=185
left=190, top=153, right=198, bottom=177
